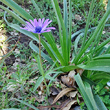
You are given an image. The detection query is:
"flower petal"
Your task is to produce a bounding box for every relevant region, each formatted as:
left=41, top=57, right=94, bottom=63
left=34, top=19, right=38, bottom=27
left=42, top=19, right=49, bottom=28
left=30, top=19, right=36, bottom=27
left=42, top=18, right=45, bottom=24
left=41, top=30, right=51, bottom=33
left=41, top=20, right=52, bottom=31
left=38, top=18, right=42, bottom=27
left=26, top=21, right=34, bottom=29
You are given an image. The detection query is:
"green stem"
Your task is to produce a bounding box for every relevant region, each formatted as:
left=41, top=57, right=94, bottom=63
left=38, top=34, right=41, bottom=63
left=38, top=34, right=49, bottom=95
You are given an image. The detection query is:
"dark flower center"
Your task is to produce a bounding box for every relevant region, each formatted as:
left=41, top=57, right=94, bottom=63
left=35, top=26, right=42, bottom=33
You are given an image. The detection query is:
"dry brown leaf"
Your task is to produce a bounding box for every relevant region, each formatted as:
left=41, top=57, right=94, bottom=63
left=68, top=70, right=76, bottom=78
left=6, top=82, right=20, bottom=92
left=67, top=91, right=78, bottom=98
left=76, top=69, right=84, bottom=75
left=77, top=93, right=82, bottom=98
left=60, top=82, right=67, bottom=89
left=61, top=76, right=75, bottom=87
left=34, top=95, right=45, bottom=103
left=62, top=100, right=77, bottom=110
left=52, top=88, right=75, bottom=104
left=50, top=86, right=60, bottom=95
left=61, top=70, right=76, bottom=87
left=37, top=99, right=70, bottom=109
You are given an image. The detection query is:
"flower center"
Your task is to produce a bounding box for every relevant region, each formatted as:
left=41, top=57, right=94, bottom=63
left=35, top=26, right=42, bottom=33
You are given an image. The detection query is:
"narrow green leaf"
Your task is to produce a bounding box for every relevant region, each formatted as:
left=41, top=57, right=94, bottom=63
left=105, top=45, right=110, bottom=54
left=0, top=5, right=25, bottom=24
left=68, top=0, right=72, bottom=62
left=106, top=0, right=110, bottom=21
left=29, top=41, right=53, bottom=64
left=94, top=47, right=106, bottom=57
left=42, top=32, right=65, bottom=66
left=91, top=72, right=110, bottom=81
left=1, top=0, right=33, bottom=20
left=51, top=0, right=68, bottom=65
left=63, top=0, right=68, bottom=36
left=74, top=7, right=110, bottom=64
left=78, top=59, right=110, bottom=72
left=31, top=0, right=44, bottom=18
left=5, top=24, right=38, bottom=42
left=45, top=75, right=56, bottom=81
left=54, top=65, right=79, bottom=72
left=95, top=37, right=110, bottom=52
left=93, top=94, right=107, bottom=110
left=74, top=33, right=83, bottom=54
left=13, top=98, right=38, bottom=110
left=74, top=74, right=95, bottom=110
left=33, top=76, right=44, bottom=92
left=84, top=82, right=97, bottom=110
left=81, top=0, right=95, bottom=49
left=48, top=71, right=63, bottom=86
left=2, top=108, right=21, bottom=110
left=71, top=24, right=110, bottom=40
left=37, top=55, right=44, bottom=76
left=93, top=54, right=110, bottom=60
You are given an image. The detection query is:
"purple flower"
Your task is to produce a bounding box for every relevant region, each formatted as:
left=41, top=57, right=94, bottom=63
left=21, top=18, right=55, bottom=34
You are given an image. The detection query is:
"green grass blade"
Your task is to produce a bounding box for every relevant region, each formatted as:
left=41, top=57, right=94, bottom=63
left=0, top=5, right=25, bottom=24
left=74, top=8, right=110, bottom=64
left=94, top=47, right=106, bottom=57
left=51, top=0, right=68, bottom=65
left=2, top=108, right=21, bottom=110
left=95, top=37, right=110, bottom=52
left=105, top=45, right=110, bottom=54
left=90, top=25, right=105, bottom=56
left=33, top=76, right=44, bottom=92
left=106, top=0, right=110, bottom=21
left=68, top=0, right=72, bottom=62
left=63, top=0, right=68, bottom=37
left=13, top=98, right=39, bottom=110
left=74, top=33, right=83, bottom=54
left=45, top=75, right=56, bottom=81
left=1, top=0, right=33, bottom=20
left=31, top=0, right=44, bottom=18
left=81, top=0, right=95, bottom=49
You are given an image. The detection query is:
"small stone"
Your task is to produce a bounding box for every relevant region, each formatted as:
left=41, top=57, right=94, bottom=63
left=75, top=14, right=82, bottom=21
left=14, top=49, right=20, bottom=54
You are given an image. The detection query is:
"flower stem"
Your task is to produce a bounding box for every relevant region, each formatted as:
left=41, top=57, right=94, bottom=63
left=38, top=34, right=49, bottom=95
left=39, top=34, right=41, bottom=62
